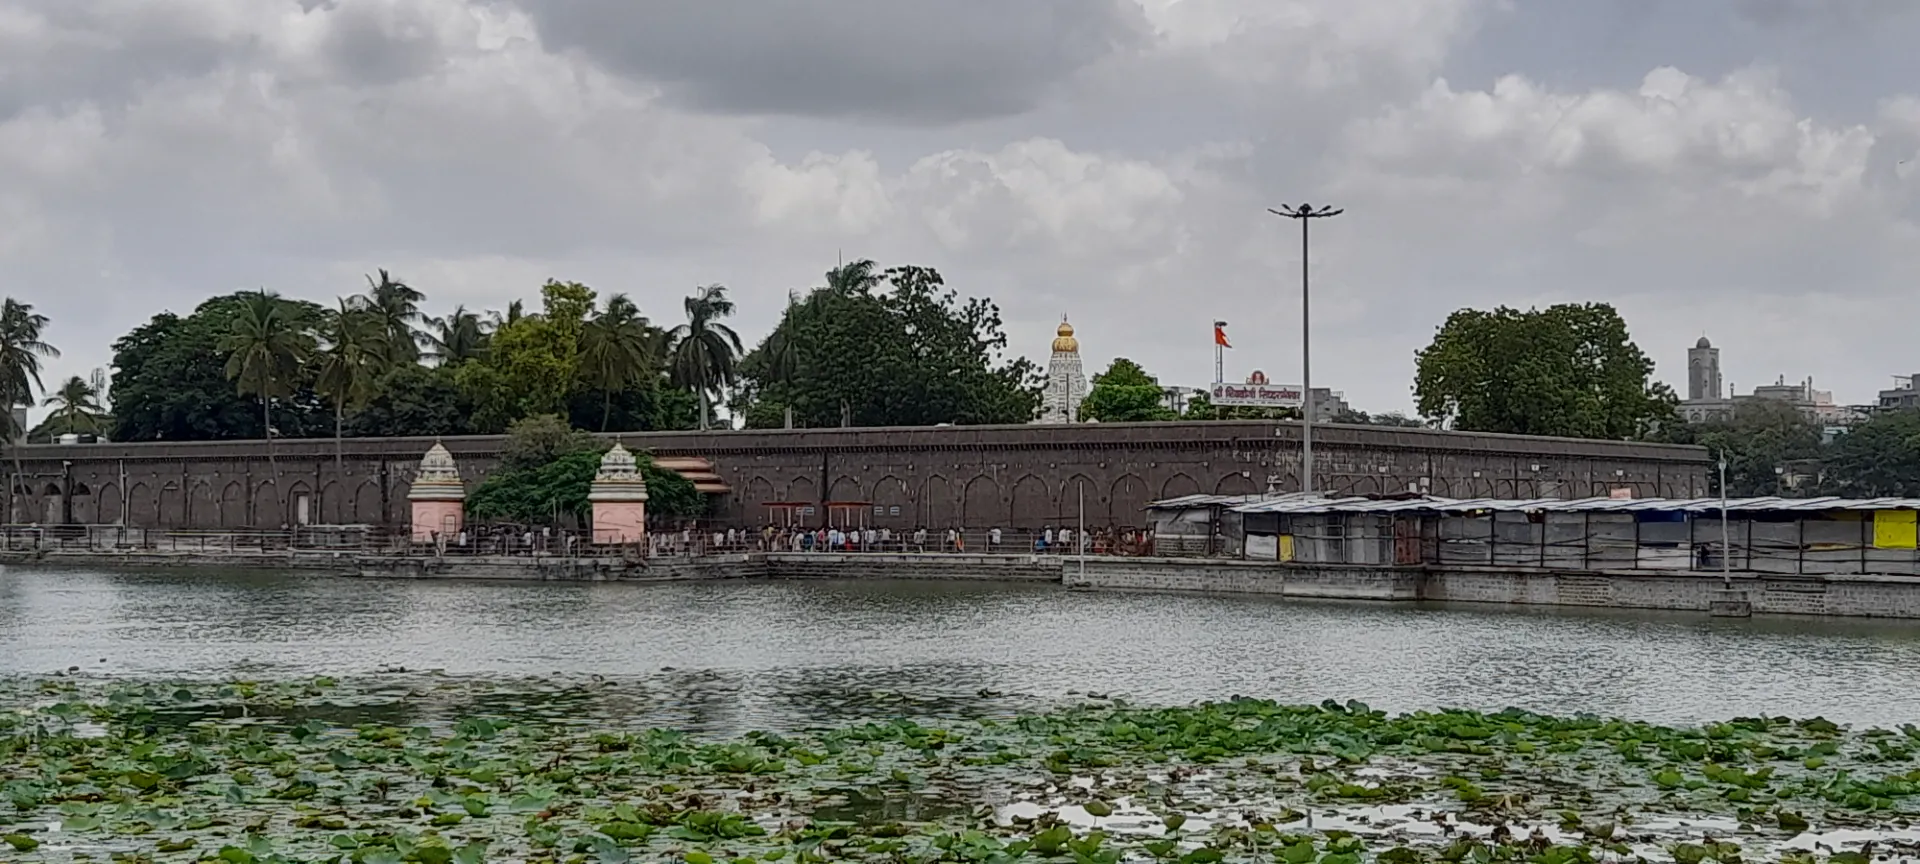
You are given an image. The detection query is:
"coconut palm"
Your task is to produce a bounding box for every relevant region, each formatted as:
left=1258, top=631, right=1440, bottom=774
left=221, top=290, right=315, bottom=480
left=422, top=305, right=489, bottom=366
left=0, top=299, right=57, bottom=518
left=824, top=258, right=882, bottom=294
left=312, top=297, right=388, bottom=471
left=40, top=376, right=106, bottom=436
left=762, top=290, right=806, bottom=429
left=665, top=284, right=744, bottom=430
left=365, top=269, right=425, bottom=364
left=579, top=294, right=659, bottom=431
left=486, top=300, right=525, bottom=332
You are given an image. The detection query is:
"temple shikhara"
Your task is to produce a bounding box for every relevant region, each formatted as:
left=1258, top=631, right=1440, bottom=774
left=1035, top=318, right=1088, bottom=424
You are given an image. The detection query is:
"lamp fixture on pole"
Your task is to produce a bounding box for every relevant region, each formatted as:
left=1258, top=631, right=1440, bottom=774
left=1266, top=203, right=1343, bottom=495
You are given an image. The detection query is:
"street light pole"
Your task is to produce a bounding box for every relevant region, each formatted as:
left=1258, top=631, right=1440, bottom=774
left=1267, top=203, right=1343, bottom=495
left=1719, top=452, right=1731, bottom=589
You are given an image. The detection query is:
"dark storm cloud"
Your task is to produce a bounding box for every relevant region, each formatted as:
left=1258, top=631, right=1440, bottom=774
left=0, top=4, right=240, bottom=122
left=0, top=1, right=456, bottom=121
left=1734, top=0, right=1916, bottom=27
left=516, top=0, right=1149, bottom=124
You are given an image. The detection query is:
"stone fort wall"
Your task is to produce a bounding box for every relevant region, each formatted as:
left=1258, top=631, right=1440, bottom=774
left=3, top=421, right=1709, bottom=530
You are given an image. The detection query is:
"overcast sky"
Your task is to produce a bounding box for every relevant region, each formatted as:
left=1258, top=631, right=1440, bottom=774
left=7, top=0, right=1920, bottom=422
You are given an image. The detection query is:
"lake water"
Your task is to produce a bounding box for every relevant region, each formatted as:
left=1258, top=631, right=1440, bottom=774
left=6, top=565, right=1920, bottom=729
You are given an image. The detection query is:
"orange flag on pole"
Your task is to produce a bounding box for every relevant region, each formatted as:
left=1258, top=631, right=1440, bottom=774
left=1213, top=321, right=1231, bottom=348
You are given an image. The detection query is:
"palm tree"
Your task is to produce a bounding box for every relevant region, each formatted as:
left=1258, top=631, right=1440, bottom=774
left=0, top=299, right=57, bottom=519
left=579, top=294, right=658, bottom=431
left=221, top=290, right=315, bottom=482
left=422, top=305, right=489, bottom=365
left=312, top=297, right=387, bottom=471
left=41, top=376, right=106, bottom=436
left=762, top=290, right=805, bottom=429
left=825, top=259, right=881, bottom=294
left=665, top=284, right=744, bottom=430
left=365, top=269, right=425, bottom=364
left=486, top=300, right=525, bottom=331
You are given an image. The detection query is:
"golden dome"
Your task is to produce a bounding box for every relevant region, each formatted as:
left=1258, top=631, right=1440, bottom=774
left=1051, top=320, right=1079, bottom=353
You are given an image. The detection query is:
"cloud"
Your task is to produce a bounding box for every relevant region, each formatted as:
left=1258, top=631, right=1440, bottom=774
left=1733, top=0, right=1915, bottom=29
left=1, top=0, right=1918, bottom=425
left=518, top=0, right=1150, bottom=124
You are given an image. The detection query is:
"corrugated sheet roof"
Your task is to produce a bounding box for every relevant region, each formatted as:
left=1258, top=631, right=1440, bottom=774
left=1147, top=493, right=1920, bottom=516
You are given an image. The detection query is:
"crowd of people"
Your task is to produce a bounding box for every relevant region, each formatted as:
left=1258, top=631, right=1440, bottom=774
left=645, top=524, right=1158, bottom=557
left=415, top=523, right=1159, bottom=558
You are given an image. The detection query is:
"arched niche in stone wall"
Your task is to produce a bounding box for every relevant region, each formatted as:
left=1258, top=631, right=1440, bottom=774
left=1158, top=473, right=1200, bottom=501
left=128, top=482, right=156, bottom=526
left=97, top=483, right=122, bottom=525
left=1008, top=475, right=1051, bottom=530
left=69, top=483, right=93, bottom=524
left=189, top=483, right=218, bottom=529
left=868, top=476, right=910, bottom=527
left=919, top=475, right=954, bottom=529
left=352, top=482, right=382, bottom=524
left=220, top=482, right=246, bottom=527
left=1107, top=474, right=1148, bottom=527
left=962, top=475, right=1003, bottom=528
left=827, top=475, right=863, bottom=503
left=786, top=476, right=817, bottom=507
left=320, top=481, right=345, bottom=525
left=1215, top=473, right=1259, bottom=496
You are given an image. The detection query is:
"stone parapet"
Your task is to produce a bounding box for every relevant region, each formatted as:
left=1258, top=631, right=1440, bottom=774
left=3, top=421, right=1709, bottom=531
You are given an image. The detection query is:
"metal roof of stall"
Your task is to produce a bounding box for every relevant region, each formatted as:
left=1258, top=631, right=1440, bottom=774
left=1145, top=493, right=1920, bottom=516
left=1145, top=493, right=1273, bottom=510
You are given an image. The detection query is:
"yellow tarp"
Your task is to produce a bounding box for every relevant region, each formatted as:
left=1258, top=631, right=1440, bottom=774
left=1874, top=510, right=1918, bottom=549
left=1278, top=535, right=1295, bottom=562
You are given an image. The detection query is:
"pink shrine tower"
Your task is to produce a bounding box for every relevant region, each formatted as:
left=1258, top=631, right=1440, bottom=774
left=589, top=443, right=650, bottom=545
left=407, top=442, right=467, bottom=543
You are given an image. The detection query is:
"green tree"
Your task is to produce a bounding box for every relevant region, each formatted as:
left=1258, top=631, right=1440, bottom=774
left=1414, top=303, right=1676, bottom=439
left=734, top=261, right=1040, bottom=429
left=759, top=291, right=806, bottom=429
left=455, top=286, right=594, bottom=432
left=578, top=294, right=659, bottom=431
left=466, top=415, right=704, bottom=523
left=464, top=317, right=573, bottom=426
left=0, top=299, right=58, bottom=517
left=348, top=364, right=472, bottom=438
left=1822, top=410, right=1920, bottom=497
left=39, top=376, right=106, bottom=437
left=0, top=299, right=57, bottom=437
left=109, top=295, right=327, bottom=442
left=312, top=297, right=388, bottom=470
left=422, top=305, right=489, bottom=366
left=487, top=300, right=525, bottom=331
left=1081, top=358, right=1175, bottom=422
left=1648, top=401, right=1823, bottom=496
left=564, top=385, right=697, bottom=434
left=1331, top=408, right=1425, bottom=427
left=666, top=284, right=743, bottom=430
left=220, top=290, right=317, bottom=478
left=365, top=269, right=425, bottom=364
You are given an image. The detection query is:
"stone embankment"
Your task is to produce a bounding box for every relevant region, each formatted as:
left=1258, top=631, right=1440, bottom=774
left=346, top=552, right=1063, bottom=583
left=0, top=547, right=363, bottom=572
left=1063, top=560, right=1920, bottom=619
left=18, top=545, right=1920, bottom=619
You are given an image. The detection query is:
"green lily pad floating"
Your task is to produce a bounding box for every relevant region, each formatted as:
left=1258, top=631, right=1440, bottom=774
left=0, top=675, right=1913, bottom=863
